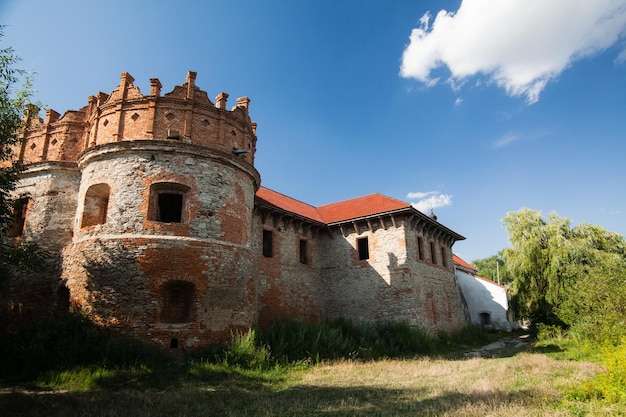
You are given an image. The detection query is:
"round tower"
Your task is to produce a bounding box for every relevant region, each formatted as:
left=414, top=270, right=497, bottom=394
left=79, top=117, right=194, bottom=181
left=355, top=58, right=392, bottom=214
left=59, top=71, right=260, bottom=348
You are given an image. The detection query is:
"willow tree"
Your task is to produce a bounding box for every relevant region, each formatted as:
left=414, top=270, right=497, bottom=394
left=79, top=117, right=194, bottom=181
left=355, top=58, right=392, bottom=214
left=503, top=207, right=626, bottom=329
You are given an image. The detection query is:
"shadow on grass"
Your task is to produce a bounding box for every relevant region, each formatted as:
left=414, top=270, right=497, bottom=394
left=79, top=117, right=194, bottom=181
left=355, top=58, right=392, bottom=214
left=0, top=382, right=545, bottom=417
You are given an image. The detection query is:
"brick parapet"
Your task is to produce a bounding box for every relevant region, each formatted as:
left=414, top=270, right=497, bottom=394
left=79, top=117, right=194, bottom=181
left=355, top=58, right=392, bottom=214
left=13, top=71, right=258, bottom=168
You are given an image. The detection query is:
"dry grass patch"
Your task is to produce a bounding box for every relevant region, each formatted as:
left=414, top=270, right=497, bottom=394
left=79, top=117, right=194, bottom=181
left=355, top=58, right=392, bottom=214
left=0, top=352, right=612, bottom=417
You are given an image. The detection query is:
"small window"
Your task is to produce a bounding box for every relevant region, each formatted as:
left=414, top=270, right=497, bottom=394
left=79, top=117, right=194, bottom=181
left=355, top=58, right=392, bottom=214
left=479, top=312, right=491, bottom=326
left=299, top=239, right=308, bottom=264
left=160, top=280, right=195, bottom=323
left=263, top=229, right=273, bottom=258
left=441, top=246, right=448, bottom=268
left=357, top=237, right=369, bottom=260
left=7, top=197, right=29, bottom=238
left=430, top=241, right=437, bottom=264
left=81, top=183, right=110, bottom=228
left=157, top=193, right=183, bottom=222
left=417, top=236, right=424, bottom=260
left=149, top=182, right=189, bottom=223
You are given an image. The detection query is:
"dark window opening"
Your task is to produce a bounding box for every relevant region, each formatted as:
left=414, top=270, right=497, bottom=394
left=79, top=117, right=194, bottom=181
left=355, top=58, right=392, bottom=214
left=299, top=239, right=308, bottom=264
left=157, top=193, right=183, bottom=223
left=149, top=183, right=189, bottom=223
left=170, top=338, right=179, bottom=348
left=417, top=236, right=424, bottom=260
left=7, top=197, right=29, bottom=238
left=430, top=241, right=437, bottom=264
left=441, top=246, right=448, bottom=268
left=160, top=280, right=195, bottom=323
left=167, top=129, right=180, bottom=140
left=263, top=229, right=273, bottom=258
left=479, top=312, right=491, bottom=326
left=55, top=285, right=70, bottom=315
left=81, top=183, right=110, bottom=228
left=357, top=237, right=369, bottom=260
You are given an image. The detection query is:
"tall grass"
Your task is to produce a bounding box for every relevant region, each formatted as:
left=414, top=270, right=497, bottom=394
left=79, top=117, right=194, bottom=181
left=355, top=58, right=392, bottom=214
left=0, top=312, right=164, bottom=382
left=258, top=319, right=489, bottom=365
left=1, top=314, right=493, bottom=386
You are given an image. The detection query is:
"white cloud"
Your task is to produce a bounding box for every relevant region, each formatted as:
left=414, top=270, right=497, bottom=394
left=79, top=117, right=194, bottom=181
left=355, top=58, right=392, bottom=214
left=408, top=193, right=453, bottom=213
left=454, top=97, right=463, bottom=106
left=406, top=190, right=437, bottom=199
left=400, top=0, right=626, bottom=103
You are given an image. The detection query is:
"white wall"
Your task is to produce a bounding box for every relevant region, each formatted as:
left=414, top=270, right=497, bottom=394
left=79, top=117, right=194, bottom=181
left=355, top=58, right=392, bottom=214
left=455, top=269, right=512, bottom=332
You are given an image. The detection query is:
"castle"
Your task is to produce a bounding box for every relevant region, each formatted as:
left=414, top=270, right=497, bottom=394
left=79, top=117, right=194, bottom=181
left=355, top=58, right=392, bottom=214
left=3, top=71, right=467, bottom=349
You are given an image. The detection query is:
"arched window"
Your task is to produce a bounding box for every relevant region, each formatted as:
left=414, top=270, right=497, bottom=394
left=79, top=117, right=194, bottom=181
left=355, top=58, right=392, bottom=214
left=149, top=182, right=190, bottom=223
left=81, top=183, right=110, bottom=228
left=160, top=280, right=195, bottom=323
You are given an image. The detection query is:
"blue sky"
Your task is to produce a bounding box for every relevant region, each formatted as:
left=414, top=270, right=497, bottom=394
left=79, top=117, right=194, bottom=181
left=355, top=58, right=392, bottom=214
left=2, top=0, right=626, bottom=262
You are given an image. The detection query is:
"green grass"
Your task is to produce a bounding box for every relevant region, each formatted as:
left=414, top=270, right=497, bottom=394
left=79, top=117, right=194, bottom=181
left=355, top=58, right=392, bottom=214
left=1, top=315, right=623, bottom=416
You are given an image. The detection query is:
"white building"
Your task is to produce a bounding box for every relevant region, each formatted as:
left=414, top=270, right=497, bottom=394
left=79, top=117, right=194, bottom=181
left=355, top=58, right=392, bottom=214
left=453, top=255, right=514, bottom=332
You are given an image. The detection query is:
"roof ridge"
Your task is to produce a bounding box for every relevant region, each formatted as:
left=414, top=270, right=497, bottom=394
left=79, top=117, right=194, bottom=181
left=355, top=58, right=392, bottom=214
left=316, top=192, right=408, bottom=209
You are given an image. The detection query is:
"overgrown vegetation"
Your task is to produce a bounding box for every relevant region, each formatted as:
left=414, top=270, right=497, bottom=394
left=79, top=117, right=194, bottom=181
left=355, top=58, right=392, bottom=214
left=2, top=314, right=624, bottom=416
left=472, top=207, right=626, bottom=408
left=0, top=313, right=493, bottom=385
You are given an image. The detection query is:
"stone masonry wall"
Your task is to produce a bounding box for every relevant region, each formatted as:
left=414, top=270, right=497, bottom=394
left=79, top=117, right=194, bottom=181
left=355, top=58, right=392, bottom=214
left=62, top=139, right=260, bottom=347
left=320, top=214, right=465, bottom=334
left=256, top=214, right=323, bottom=327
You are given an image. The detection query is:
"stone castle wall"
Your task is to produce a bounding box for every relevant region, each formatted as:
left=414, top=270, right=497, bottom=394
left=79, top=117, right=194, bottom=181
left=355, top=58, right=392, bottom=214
left=320, top=214, right=465, bottom=333
left=2, top=71, right=467, bottom=348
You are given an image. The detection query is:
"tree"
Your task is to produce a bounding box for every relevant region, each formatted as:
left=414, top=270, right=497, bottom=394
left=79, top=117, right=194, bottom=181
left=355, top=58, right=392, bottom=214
left=502, top=207, right=626, bottom=329
left=0, top=28, right=42, bottom=279
left=472, top=251, right=513, bottom=285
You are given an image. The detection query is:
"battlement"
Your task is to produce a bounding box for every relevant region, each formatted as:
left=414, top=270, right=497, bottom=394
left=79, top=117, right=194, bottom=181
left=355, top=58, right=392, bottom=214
left=12, top=71, right=258, bottom=166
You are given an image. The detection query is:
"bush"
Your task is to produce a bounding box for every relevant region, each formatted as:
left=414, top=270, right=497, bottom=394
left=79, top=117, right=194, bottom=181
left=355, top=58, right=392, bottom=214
left=571, top=342, right=626, bottom=403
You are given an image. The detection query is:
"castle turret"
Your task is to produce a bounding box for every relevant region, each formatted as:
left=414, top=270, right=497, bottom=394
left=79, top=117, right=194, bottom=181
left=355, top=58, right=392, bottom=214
left=11, top=72, right=261, bottom=348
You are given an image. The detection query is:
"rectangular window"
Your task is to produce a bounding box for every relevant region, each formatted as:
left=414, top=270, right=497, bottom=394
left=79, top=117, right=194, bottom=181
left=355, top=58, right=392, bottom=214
left=7, top=197, right=29, bottom=238
left=299, top=239, right=308, bottom=264
left=157, top=193, right=183, bottom=223
left=149, top=183, right=189, bottom=224
left=430, top=241, right=437, bottom=264
left=417, top=236, right=424, bottom=260
left=357, top=237, right=369, bottom=260
left=263, top=229, right=273, bottom=258
left=441, top=246, right=448, bottom=268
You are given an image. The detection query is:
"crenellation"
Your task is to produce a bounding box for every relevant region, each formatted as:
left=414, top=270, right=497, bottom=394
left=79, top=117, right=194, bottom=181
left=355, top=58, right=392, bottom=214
left=3, top=71, right=467, bottom=349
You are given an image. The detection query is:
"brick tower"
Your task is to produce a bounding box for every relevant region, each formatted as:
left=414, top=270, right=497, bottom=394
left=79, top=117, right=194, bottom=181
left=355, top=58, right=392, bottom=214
left=11, top=72, right=261, bottom=348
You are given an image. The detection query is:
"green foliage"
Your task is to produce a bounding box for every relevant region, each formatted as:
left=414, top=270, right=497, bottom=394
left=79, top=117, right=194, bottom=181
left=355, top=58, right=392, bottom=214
left=569, top=342, right=626, bottom=403
left=0, top=27, right=44, bottom=279
left=502, top=208, right=626, bottom=331
left=220, top=329, right=272, bottom=370
left=472, top=250, right=512, bottom=284
left=259, top=319, right=483, bottom=364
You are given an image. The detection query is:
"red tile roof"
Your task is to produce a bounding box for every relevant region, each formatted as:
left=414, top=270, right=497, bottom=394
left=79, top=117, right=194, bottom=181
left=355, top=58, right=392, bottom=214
left=316, top=193, right=411, bottom=224
left=255, top=187, right=412, bottom=225
left=255, top=187, right=325, bottom=223
left=453, top=254, right=477, bottom=272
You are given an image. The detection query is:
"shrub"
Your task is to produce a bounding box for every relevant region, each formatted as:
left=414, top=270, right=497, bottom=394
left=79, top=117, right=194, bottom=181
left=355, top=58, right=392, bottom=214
left=220, top=329, right=271, bottom=370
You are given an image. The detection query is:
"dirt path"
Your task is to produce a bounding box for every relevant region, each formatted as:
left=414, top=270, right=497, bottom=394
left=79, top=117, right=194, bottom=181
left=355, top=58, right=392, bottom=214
left=464, top=333, right=533, bottom=358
